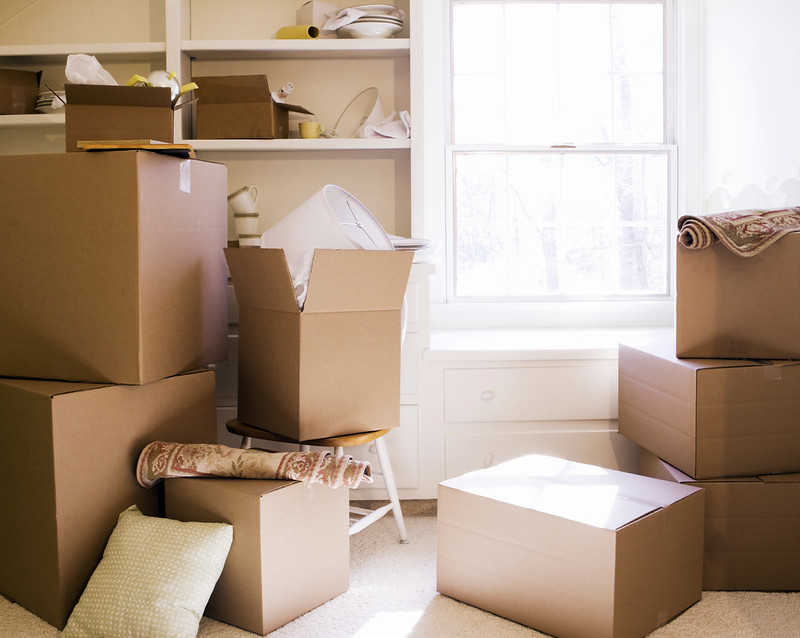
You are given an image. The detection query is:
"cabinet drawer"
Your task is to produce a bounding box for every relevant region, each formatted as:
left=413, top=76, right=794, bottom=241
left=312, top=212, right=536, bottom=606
left=444, top=429, right=638, bottom=479
left=443, top=365, right=618, bottom=423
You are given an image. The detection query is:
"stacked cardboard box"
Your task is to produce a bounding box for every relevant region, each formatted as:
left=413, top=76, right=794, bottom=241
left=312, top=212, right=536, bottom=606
left=0, top=150, right=229, bottom=628
left=619, top=237, right=800, bottom=590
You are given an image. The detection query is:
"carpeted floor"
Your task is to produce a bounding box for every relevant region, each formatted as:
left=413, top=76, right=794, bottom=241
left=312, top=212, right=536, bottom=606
left=2, top=499, right=800, bottom=637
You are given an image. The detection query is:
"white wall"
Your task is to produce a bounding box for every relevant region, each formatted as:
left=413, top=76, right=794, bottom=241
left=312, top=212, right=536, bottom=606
left=700, top=0, right=800, bottom=213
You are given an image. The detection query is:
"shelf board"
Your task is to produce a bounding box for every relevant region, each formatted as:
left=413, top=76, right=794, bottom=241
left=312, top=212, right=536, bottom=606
left=187, top=137, right=410, bottom=152
left=0, top=42, right=166, bottom=64
left=182, top=38, right=410, bottom=60
left=0, top=113, right=65, bottom=127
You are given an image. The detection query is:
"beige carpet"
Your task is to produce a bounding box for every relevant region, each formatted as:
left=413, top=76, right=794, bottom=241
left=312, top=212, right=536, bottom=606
left=2, top=499, right=799, bottom=638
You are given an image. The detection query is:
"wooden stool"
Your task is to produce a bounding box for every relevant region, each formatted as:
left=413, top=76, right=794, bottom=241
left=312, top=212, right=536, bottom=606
left=226, top=419, right=408, bottom=543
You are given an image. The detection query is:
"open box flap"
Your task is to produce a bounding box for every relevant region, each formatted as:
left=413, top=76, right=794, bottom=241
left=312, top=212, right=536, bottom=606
left=441, top=454, right=701, bottom=531
left=303, top=249, right=413, bottom=313
left=224, top=247, right=299, bottom=313
left=65, top=84, right=172, bottom=107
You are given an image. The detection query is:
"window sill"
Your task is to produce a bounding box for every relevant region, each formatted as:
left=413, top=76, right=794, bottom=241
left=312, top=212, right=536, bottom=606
left=424, top=327, right=673, bottom=362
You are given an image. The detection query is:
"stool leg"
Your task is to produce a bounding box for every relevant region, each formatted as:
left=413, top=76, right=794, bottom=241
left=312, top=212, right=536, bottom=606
left=374, top=436, right=408, bottom=544
left=240, top=436, right=252, bottom=450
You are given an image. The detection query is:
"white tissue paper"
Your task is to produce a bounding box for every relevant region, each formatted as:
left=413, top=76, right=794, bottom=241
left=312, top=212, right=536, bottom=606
left=358, top=93, right=411, bottom=138
left=65, top=54, right=117, bottom=85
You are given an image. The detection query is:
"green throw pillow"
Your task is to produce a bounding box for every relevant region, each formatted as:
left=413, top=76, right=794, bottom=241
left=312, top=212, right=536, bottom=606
left=62, top=504, right=233, bottom=638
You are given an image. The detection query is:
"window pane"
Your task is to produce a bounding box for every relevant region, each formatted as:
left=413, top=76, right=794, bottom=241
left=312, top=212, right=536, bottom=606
left=453, top=151, right=670, bottom=299
left=452, top=1, right=665, bottom=144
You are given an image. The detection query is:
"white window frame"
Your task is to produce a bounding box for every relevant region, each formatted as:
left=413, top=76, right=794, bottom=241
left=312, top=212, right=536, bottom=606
left=420, top=0, right=690, bottom=330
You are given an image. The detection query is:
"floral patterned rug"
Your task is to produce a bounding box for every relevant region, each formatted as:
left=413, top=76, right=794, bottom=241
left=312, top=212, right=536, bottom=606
left=678, top=206, right=800, bottom=256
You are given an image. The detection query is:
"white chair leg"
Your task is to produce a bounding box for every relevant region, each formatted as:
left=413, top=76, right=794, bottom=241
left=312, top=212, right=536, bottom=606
left=374, top=436, right=408, bottom=543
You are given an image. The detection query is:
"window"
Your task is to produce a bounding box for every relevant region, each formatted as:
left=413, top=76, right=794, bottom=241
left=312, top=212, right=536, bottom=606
left=447, top=0, right=675, bottom=310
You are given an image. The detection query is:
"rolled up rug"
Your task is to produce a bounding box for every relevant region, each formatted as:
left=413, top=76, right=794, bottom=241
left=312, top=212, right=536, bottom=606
left=136, top=441, right=372, bottom=489
left=678, top=206, right=800, bottom=256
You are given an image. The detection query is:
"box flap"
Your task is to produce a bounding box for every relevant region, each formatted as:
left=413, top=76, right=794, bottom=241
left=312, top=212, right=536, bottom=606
left=65, top=84, right=172, bottom=108
left=194, top=75, right=271, bottom=105
left=224, top=247, right=299, bottom=313
left=0, top=377, right=109, bottom=398
left=276, top=102, right=315, bottom=116
left=440, top=454, right=701, bottom=531
left=304, top=250, right=413, bottom=312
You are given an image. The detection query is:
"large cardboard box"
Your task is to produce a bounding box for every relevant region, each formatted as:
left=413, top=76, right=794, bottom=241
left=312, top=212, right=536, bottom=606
left=640, top=451, right=800, bottom=591
left=0, top=151, right=228, bottom=385
left=64, top=84, right=174, bottom=152
left=676, top=235, right=800, bottom=359
left=618, top=336, right=800, bottom=479
left=0, top=68, right=41, bottom=114
left=225, top=247, right=413, bottom=440
left=437, top=455, right=704, bottom=638
left=194, top=75, right=313, bottom=139
left=0, top=368, right=218, bottom=630
left=165, top=477, right=349, bottom=635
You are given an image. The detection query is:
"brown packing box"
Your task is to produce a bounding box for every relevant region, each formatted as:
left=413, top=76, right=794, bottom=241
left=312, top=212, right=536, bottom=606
left=194, top=75, right=313, bottom=139
left=165, top=477, right=349, bottom=635
left=618, top=335, right=800, bottom=479
left=0, top=68, right=41, bottom=114
left=225, top=247, right=413, bottom=440
left=639, top=450, right=800, bottom=591
left=0, top=151, right=228, bottom=385
left=676, top=234, right=800, bottom=359
left=0, top=368, right=217, bottom=630
left=64, top=84, right=173, bottom=152
left=437, top=454, right=704, bottom=638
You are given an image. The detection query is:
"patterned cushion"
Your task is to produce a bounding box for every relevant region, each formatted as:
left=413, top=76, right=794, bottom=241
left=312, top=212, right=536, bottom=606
left=62, top=505, right=232, bottom=638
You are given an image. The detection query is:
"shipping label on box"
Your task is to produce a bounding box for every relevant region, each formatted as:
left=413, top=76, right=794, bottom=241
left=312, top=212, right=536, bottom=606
left=619, top=335, right=800, bottom=479
left=437, top=454, right=704, bottom=638
left=639, top=451, right=800, bottom=591
left=64, top=84, right=174, bottom=152
left=194, top=75, right=313, bottom=139
left=225, top=247, right=413, bottom=440
left=676, top=234, right=800, bottom=359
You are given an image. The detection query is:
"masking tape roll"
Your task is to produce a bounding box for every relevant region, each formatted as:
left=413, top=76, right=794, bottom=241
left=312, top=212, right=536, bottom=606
left=276, top=25, right=320, bottom=39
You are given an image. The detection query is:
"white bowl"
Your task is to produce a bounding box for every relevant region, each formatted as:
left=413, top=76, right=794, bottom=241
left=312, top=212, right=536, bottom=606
left=338, top=21, right=403, bottom=38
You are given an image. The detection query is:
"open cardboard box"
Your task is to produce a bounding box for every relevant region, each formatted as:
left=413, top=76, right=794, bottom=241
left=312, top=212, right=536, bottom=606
left=0, top=68, right=41, bottom=114
left=64, top=84, right=174, bottom=152
left=618, top=335, right=800, bottom=479
left=193, top=75, right=313, bottom=139
left=639, top=450, right=800, bottom=591
left=225, top=247, right=413, bottom=440
left=0, top=150, right=228, bottom=385
left=676, top=234, right=800, bottom=359
left=437, top=454, right=705, bottom=638
left=166, top=477, right=349, bottom=634
left=0, top=368, right=218, bottom=630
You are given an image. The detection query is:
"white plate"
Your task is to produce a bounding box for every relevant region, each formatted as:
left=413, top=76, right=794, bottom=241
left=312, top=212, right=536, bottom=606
left=355, top=16, right=403, bottom=24
left=338, top=21, right=403, bottom=38
left=352, top=4, right=400, bottom=14
left=329, top=87, right=380, bottom=137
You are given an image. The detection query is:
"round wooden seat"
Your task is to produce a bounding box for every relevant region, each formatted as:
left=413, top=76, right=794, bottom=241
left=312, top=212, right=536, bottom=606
left=225, top=418, right=391, bottom=448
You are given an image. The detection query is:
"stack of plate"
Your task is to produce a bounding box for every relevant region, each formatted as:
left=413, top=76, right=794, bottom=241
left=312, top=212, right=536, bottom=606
left=35, top=90, right=66, bottom=114
left=338, top=4, right=405, bottom=39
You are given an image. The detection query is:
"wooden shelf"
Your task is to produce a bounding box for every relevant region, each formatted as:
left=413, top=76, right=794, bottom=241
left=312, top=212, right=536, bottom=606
left=188, top=137, right=411, bottom=152
left=0, top=42, right=166, bottom=65
left=181, top=38, right=410, bottom=60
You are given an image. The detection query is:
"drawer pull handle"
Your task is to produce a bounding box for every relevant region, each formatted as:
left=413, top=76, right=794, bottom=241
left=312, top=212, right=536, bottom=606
left=483, top=452, right=494, bottom=467
left=480, top=390, right=495, bottom=401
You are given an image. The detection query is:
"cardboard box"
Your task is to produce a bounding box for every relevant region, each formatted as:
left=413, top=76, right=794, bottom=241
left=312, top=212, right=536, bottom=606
left=64, top=84, right=174, bottom=152
left=0, top=68, right=41, bottom=114
left=297, top=1, right=340, bottom=38
left=618, top=336, right=800, bottom=479
left=0, top=368, right=218, bottom=630
left=676, top=235, right=800, bottom=359
left=640, top=451, right=800, bottom=591
left=0, top=150, right=228, bottom=385
left=225, top=247, right=413, bottom=440
left=194, top=75, right=313, bottom=139
left=165, top=477, right=349, bottom=635
left=437, top=455, right=704, bottom=638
